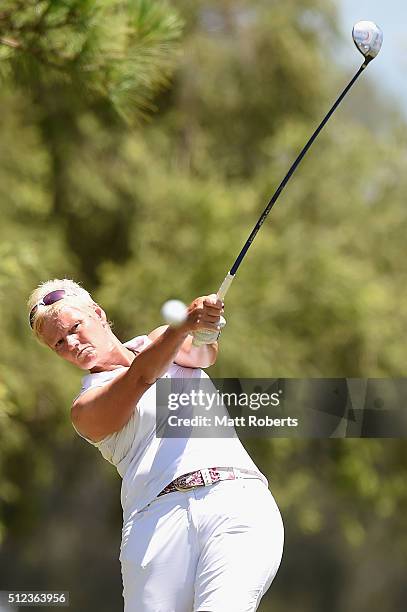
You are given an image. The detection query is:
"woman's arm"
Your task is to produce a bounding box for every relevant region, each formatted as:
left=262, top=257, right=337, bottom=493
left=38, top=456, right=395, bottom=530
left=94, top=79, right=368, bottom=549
left=71, top=296, right=222, bottom=442
left=174, top=334, right=219, bottom=368
left=149, top=326, right=219, bottom=368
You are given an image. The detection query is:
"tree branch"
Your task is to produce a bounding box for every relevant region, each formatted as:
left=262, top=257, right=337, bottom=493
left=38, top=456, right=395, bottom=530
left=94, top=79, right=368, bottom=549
left=0, top=37, right=21, bottom=49
left=0, top=36, right=69, bottom=71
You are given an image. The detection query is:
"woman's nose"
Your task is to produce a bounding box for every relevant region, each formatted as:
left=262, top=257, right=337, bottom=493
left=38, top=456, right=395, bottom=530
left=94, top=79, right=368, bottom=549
left=66, top=335, right=79, bottom=350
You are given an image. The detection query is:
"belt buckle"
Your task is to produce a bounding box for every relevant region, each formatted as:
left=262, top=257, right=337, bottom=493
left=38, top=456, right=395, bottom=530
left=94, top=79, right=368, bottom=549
left=174, top=482, right=196, bottom=492
left=173, top=472, right=201, bottom=492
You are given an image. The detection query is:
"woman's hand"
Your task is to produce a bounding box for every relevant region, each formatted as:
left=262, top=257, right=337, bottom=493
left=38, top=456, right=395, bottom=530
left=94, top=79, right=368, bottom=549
left=147, top=294, right=225, bottom=370
left=181, top=294, right=224, bottom=336
left=172, top=295, right=225, bottom=368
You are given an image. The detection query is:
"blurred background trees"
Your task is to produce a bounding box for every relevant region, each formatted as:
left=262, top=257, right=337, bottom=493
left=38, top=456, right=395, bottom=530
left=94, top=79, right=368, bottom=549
left=0, top=1, right=406, bottom=610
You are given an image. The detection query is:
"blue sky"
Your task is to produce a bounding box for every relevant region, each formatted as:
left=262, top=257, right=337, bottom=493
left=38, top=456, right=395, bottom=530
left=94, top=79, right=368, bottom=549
left=338, top=0, right=407, bottom=116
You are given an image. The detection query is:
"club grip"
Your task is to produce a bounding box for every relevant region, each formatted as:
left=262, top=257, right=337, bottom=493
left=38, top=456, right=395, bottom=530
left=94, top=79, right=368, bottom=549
left=217, top=272, right=235, bottom=300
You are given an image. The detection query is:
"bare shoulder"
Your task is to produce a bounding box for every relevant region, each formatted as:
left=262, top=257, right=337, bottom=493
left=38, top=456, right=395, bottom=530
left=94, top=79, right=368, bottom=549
left=72, top=380, right=113, bottom=414
left=71, top=386, right=109, bottom=443
left=70, top=369, right=139, bottom=442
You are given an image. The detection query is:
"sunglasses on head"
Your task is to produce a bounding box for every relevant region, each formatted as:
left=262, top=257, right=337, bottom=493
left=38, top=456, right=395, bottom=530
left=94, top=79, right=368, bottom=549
left=29, top=289, right=67, bottom=328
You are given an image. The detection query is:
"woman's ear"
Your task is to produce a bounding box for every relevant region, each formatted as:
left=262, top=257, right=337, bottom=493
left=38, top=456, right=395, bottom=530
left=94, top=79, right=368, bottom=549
left=92, top=303, right=108, bottom=324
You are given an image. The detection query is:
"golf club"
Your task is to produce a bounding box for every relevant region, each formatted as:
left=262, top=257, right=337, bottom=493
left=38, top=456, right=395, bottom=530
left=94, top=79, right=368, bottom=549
left=192, top=21, right=383, bottom=346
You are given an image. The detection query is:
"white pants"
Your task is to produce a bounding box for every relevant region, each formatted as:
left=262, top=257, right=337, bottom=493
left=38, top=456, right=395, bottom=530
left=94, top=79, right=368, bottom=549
left=120, top=479, right=284, bottom=612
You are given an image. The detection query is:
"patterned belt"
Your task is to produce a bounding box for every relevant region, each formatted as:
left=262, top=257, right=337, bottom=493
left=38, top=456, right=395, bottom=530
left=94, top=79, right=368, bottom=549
left=158, top=467, right=265, bottom=497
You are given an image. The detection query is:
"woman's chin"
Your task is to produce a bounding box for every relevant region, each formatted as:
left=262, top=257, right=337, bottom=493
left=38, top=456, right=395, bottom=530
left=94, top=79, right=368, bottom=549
left=76, top=348, right=98, bottom=369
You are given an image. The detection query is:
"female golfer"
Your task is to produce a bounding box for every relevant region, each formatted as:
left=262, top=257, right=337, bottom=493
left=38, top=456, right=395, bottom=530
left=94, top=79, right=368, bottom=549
left=28, top=279, right=284, bottom=612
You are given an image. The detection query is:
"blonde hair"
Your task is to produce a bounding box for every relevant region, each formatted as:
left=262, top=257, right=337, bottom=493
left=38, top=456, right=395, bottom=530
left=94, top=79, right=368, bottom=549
left=27, top=279, right=97, bottom=343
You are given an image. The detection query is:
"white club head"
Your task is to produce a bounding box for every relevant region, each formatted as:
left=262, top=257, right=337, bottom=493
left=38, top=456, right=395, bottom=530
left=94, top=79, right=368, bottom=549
left=352, top=21, right=383, bottom=61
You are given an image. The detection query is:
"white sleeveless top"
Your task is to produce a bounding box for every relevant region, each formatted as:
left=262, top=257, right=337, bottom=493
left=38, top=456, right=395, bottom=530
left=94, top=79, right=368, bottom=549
left=74, top=335, right=265, bottom=520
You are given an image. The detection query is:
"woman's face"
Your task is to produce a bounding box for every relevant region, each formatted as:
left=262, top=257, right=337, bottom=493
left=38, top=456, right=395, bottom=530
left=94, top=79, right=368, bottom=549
left=40, top=305, right=112, bottom=371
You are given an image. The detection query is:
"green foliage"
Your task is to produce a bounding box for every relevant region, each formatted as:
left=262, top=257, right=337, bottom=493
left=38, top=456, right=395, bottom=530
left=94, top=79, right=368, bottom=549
left=0, top=0, right=183, bottom=120
left=0, top=0, right=183, bottom=548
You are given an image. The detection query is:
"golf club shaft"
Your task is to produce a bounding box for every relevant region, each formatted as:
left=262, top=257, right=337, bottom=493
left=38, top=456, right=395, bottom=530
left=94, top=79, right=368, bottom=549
left=216, top=60, right=370, bottom=301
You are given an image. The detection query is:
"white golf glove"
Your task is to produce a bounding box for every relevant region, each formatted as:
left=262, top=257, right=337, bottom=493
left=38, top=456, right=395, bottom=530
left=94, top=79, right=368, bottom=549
left=192, top=316, right=226, bottom=346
